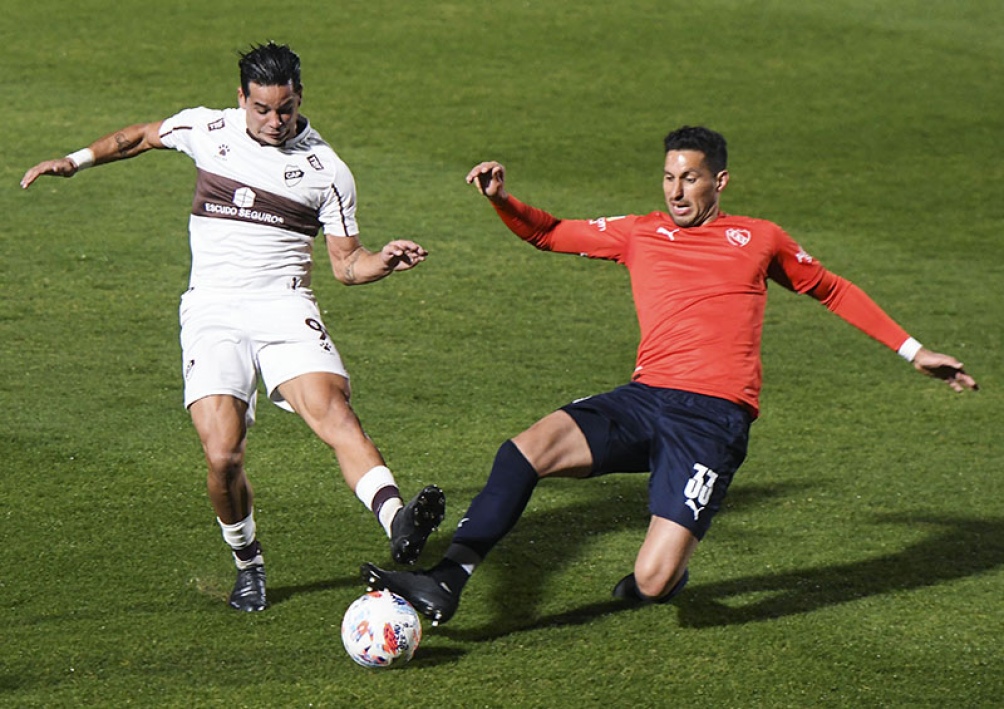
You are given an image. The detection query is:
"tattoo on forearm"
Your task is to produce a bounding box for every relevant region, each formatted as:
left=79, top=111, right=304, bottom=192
left=114, top=132, right=133, bottom=157
left=344, top=250, right=362, bottom=284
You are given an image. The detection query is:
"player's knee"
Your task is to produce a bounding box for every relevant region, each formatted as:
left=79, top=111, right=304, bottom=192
left=204, top=446, right=244, bottom=483
left=498, top=438, right=533, bottom=466
left=319, top=409, right=369, bottom=453
left=298, top=391, right=363, bottom=444
left=634, top=561, right=684, bottom=600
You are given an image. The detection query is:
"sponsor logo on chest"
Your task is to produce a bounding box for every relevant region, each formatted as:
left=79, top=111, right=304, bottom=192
left=201, top=187, right=285, bottom=226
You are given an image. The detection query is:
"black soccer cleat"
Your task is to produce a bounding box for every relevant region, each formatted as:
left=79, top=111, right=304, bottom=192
left=612, top=569, right=689, bottom=604
left=228, top=564, right=267, bottom=612
left=361, top=562, right=458, bottom=626
left=390, top=485, right=446, bottom=565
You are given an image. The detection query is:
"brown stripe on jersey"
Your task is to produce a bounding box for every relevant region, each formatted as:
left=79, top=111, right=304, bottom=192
left=160, top=125, right=193, bottom=139
left=191, top=168, right=322, bottom=237
left=330, top=183, right=352, bottom=235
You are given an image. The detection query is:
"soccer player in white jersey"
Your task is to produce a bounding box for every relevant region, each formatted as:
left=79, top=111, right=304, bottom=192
left=20, top=42, right=445, bottom=612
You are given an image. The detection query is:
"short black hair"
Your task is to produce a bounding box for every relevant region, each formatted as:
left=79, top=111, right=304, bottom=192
left=663, top=126, right=728, bottom=174
left=238, top=42, right=302, bottom=96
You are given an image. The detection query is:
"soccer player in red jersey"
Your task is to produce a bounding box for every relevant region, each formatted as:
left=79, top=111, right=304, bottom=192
left=363, top=126, right=978, bottom=625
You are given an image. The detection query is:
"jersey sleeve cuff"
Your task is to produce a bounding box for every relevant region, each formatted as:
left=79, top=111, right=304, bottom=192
left=897, top=337, right=922, bottom=362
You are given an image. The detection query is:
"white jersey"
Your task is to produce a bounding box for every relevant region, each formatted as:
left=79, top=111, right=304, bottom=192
left=159, top=107, right=358, bottom=291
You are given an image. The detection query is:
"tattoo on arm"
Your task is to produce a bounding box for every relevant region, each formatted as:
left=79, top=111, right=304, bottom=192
left=114, top=132, right=132, bottom=157
left=343, top=249, right=363, bottom=284
left=113, top=129, right=146, bottom=157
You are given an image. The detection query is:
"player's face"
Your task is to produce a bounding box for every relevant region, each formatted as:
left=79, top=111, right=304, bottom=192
left=239, top=81, right=302, bottom=146
left=663, top=150, right=728, bottom=228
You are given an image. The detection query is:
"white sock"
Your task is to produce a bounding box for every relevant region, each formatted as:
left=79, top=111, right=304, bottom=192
left=218, top=512, right=263, bottom=569
left=355, top=465, right=403, bottom=537
left=378, top=499, right=404, bottom=538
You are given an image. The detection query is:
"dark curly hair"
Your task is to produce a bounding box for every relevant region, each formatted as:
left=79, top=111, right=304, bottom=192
left=238, top=42, right=302, bottom=96
left=663, top=126, right=728, bottom=174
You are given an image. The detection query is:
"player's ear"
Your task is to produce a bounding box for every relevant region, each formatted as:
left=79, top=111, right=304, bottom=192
left=237, top=87, right=247, bottom=107
left=715, top=170, right=729, bottom=193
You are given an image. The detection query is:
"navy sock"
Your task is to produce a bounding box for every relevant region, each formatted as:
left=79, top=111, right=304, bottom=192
left=233, top=539, right=263, bottom=567
left=429, top=559, right=472, bottom=596
left=451, top=440, right=540, bottom=560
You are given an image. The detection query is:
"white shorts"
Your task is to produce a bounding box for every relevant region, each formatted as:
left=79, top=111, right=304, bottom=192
left=179, top=287, right=349, bottom=421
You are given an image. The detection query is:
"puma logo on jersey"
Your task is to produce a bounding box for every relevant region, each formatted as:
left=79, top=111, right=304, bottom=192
left=657, top=226, right=679, bottom=241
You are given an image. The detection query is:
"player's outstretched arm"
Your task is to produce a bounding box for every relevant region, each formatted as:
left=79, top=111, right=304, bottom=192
left=20, top=121, right=166, bottom=189
left=466, top=161, right=562, bottom=247
left=326, top=235, right=427, bottom=286
left=911, top=347, right=979, bottom=392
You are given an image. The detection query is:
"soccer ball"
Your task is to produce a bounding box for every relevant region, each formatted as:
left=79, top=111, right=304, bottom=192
left=341, top=590, right=422, bottom=668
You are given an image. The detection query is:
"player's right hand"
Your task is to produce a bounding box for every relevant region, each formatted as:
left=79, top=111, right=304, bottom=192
left=20, top=158, right=79, bottom=189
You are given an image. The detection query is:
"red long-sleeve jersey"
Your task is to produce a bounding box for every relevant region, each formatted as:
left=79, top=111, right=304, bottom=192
left=494, top=196, right=911, bottom=418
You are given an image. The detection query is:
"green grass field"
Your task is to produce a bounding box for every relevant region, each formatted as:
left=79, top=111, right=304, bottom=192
left=2, top=0, right=1001, bottom=706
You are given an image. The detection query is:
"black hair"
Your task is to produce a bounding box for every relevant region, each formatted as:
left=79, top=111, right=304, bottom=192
left=238, top=42, right=302, bottom=96
left=663, top=126, right=728, bottom=174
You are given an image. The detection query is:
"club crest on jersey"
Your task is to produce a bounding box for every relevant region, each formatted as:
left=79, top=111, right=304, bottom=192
left=232, top=187, right=256, bottom=209
left=725, top=228, right=751, bottom=247
left=284, top=164, right=305, bottom=187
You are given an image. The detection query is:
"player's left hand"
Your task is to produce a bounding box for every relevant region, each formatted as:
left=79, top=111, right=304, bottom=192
left=381, top=240, right=428, bottom=272
left=465, top=161, right=508, bottom=203
left=912, top=348, right=979, bottom=392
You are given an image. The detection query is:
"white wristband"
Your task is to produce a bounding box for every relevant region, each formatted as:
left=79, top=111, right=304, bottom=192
left=897, top=337, right=923, bottom=362
left=66, top=148, right=95, bottom=171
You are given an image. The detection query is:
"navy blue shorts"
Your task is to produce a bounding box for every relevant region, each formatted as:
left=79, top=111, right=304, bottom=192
left=561, top=382, right=751, bottom=539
